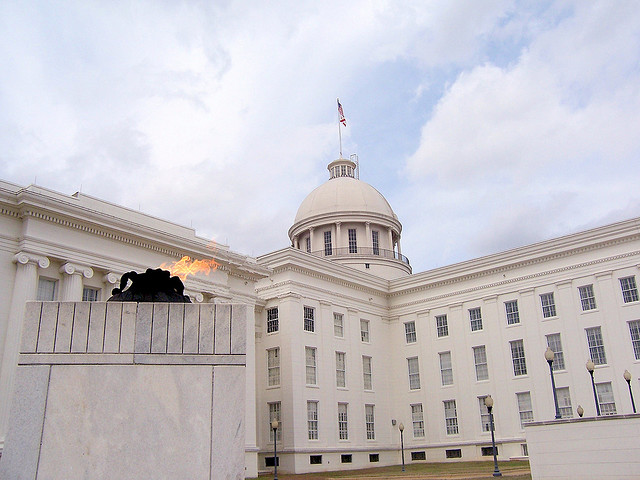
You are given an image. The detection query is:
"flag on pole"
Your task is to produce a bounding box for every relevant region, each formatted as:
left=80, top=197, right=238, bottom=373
left=337, top=98, right=346, bottom=126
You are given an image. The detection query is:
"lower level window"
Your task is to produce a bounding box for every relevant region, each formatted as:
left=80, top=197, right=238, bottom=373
left=265, top=457, right=279, bottom=467
left=521, top=444, right=529, bottom=457
left=310, top=455, right=322, bottom=465
left=481, top=446, right=497, bottom=456
left=369, top=453, right=379, bottom=462
left=446, top=449, right=462, bottom=458
left=411, top=451, right=426, bottom=461
left=341, top=454, right=352, bottom=463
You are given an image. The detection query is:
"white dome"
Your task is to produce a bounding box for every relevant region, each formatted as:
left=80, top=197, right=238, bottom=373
left=294, top=177, right=397, bottom=224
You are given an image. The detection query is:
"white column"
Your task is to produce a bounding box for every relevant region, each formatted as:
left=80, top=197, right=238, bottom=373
left=335, top=222, right=342, bottom=251
left=309, top=227, right=314, bottom=252
left=0, top=252, right=49, bottom=447
left=59, top=262, right=94, bottom=301
left=397, top=237, right=402, bottom=256
left=293, top=236, right=299, bottom=249
left=365, top=222, right=371, bottom=249
left=387, top=227, right=393, bottom=252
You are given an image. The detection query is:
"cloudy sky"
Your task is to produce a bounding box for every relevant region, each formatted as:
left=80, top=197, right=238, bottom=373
left=1, top=1, right=639, bottom=273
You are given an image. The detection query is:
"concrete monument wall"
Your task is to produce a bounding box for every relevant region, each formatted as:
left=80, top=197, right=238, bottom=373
left=0, top=301, right=247, bottom=480
left=525, top=414, right=640, bottom=480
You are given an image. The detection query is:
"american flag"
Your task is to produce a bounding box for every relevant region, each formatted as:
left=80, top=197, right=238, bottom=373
left=337, top=99, right=346, bottom=126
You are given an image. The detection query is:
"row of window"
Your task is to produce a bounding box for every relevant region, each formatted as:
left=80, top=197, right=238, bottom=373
left=303, top=229, right=382, bottom=256
left=267, top=308, right=372, bottom=341
left=37, top=278, right=100, bottom=302
left=402, top=277, right=639, bottom=342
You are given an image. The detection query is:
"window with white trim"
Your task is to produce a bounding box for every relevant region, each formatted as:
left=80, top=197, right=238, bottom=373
left=336, top=352, right=346, bottom=388
left=629, top=320, right=640, bottom=360
left=516, top=392, right=534, bottom=428
left=436, top=314, right=448, bottom=337
left=338, top=403, right=348, bottom=440
left=479, top=396, right=492, bottom=432
left=546, top=333, right=565, bottom=371
left=439, top=351, right=453, bottom=386
left=82, top=287, right=99, bottom=302
left=334, top=313, right=344, bottom=337
left=540, top=292, right=556, bottom=318
left=469, top=308, right=483, bottom=331
left=365, top=404, right=375, bottom=440
left=596, top=382, right=617, bottom=415
left=404, top=321, right=416, bottom=343
left=473, top=345, right=489, bottom=381
left=305, top=347, right=317, bottom=385
left=37, top=278, right=57, bottom=301
left=362, top=356, right=372, bottom=390
left=348, top=228, right=357, bottom=254
left=407, top=357, right=420, bottom=390
left=267, top=348, right=280, bottom=386
left=268, top=402, right=281, bottom=441
left=578, top=285, right=597, bottom=311
left=556, top=387, right=573, bottom=418
left=505, top=300, right=520, bottom=325
left=267, top=307, right=279, bottom=333
left=372, top=230, right=380, bottom=255
left=324, top=231, right=332, bottom=256
left=510, top=339, right=527, bottom=376
left=620, top=276, right=639, bottom=303
left=360, top=319, right=370, bottom=342
left=443, top=400, right=459, bottom=435
left=304, top=306, right=315, bottom=332
left=305, top=236, right=311, bottom=253
left=411, top=404, right=425, bottom=437
left=586, top=326, right=607, bottom=365
left=307, top=401, right=318, bottom=440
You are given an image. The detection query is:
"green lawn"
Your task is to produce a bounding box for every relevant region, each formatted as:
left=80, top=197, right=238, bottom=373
left=256, top=460, right=531, bottom=479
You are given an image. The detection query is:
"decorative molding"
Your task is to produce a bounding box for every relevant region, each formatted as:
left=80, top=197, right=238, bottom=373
left=13, top=252, right=49, bottom=269
left=103, top=272, right=120, bottom=284
left=59, top=262, right=94, bottom=279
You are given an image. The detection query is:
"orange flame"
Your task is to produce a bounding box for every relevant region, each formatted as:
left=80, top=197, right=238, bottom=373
left=160, top=255, right=220, bottom=281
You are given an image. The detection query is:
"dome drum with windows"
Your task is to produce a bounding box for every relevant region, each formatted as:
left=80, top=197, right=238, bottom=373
left=289, top=157, right=411, bottom=279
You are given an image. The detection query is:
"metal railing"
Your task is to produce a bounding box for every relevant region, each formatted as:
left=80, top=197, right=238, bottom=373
left=308, top=246, right=410, bottom=265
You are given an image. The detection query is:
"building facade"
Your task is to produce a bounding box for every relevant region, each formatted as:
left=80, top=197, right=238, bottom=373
left=1, top=158, right=640, bottom=476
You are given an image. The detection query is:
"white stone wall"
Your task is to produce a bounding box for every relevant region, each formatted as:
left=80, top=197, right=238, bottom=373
left=0, top=302, right=247, bottom=480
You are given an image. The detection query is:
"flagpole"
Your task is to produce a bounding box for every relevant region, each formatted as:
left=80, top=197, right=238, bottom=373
left=337, top=98, right=343, bottom=158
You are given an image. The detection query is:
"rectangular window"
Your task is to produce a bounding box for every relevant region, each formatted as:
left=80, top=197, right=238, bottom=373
left=446, top=449, right=462, bottom=458
left=267, top=348, right=280, bottom=386
left=404, top=321, right=417, bottom=343
left=334, top=313, right=344, bottom=337
left=305, top=237, right=311, bottom=253
left=338, top=403, right=348, bottom=440
left=37, top=278, right=57, bottom=301
left=336, top=352, right=346, bottom=387
left=411, top=451, right=426, bottom=461
left=341, top=454, right=352, bottom=463
left=307, top=401, right=318, bottom=440
left=621, top=276, right=639, bottom=303
left=436, top=314, right=449, bottom=337
left=348, top=228, right=357, bottom=253
left=411, top=404, right=425, bottom=437
left=310, top=455, right=322, bottom=464
left=586, top=326, right=607, bottom=365
left=407, top=357, right=421, bottom=390
left=268, top=402, right=281, bottom=442
left=369, top=453, right=379, bottom=462
left=372, top=230, right=380, bottom=255
left=628, top=320, right=640, bottom=360
left=540, top=292, right=557, bottom=318
left=444, top=400, right=459, bottom=435
left=517, top=392, right=534, bottom=428
left=596, top=382, right=617, bottom=415
left=362, top=356, right=373, bottom=390
left=82, top=287, right=99, bottom=302
left=482, top=446, right=497, bottom=456
left=365, top=404, right=375, bottom=440
left=546, top=333, right=565, bottom=371
left=304, top=306, right=315, bottom=332
left=306, top=347, right=317, bottom=385
left=469, top=308, right=483, bottom=331
left=556, top=387, right=573, bottom=418
left=473, top=345, right=489, bottom=381
left=267, top=307, right=279, bottom=333
left=578, top=285, right=597, bottom=311
left=360, top=319, right=370, bottom=342
left=265, top=457, right=279, bottom=467
left=521, top=444, right=529, bottom=457
left=505, top=300, right=520, bottom=325
left=510, top=339, right=527, bottom=376
left=479, top=396, right=492, bottom=432
left=439, top=351, right=453, bottom=386
left=324, top=230, right=332, bottom=256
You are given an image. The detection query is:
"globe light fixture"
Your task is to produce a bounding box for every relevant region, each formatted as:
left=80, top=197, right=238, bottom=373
left=398, top=422, right=405, bottom=472
left=586, top=360, right=600, bottom=416
left=624, top=369, right=636, bottom=413
left=544, top=347, right=561, bottom=419
left=271, top=420, right=279, bottom=480
left=484, top=395, right=502, bottom=477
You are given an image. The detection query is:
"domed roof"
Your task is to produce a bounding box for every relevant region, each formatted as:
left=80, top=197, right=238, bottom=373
left=294, top=176, right=397, bottom=224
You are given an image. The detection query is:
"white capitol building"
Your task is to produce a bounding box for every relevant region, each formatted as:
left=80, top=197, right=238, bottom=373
left=1, top=155, right=639, bottom=476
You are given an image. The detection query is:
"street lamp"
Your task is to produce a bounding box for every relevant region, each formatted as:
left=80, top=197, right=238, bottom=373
left=484, top=395, right=502, bottom=477
left=544, top=347, right=561, bottom=419
left=624, top=369, right=636, bottom=413
left=398, top=422, right=405, bottom=472
left=271, top=420, right=279, bottom=480
left=586, top=360, right=600, bottom=416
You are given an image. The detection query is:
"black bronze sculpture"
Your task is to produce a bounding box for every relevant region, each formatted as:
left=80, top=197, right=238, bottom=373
left=108, top=268, right=191, bottom=303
